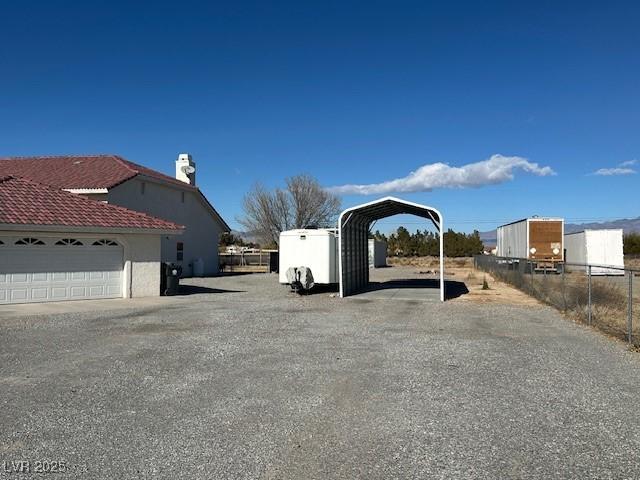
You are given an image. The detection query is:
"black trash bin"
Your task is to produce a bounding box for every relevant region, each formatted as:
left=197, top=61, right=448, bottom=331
left=160, top=262, right=182, bottom=296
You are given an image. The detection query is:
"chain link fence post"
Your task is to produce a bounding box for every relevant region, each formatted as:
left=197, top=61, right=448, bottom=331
left=562, top=263, right=567, bottom=312
left=629, top=270, right=634, bottom=344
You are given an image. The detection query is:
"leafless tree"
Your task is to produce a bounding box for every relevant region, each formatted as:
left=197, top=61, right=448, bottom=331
left=239, top=175, right=342, bottom=246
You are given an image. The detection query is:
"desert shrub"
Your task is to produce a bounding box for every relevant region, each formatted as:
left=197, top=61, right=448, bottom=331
left=624, top=233, right=640, bottom=255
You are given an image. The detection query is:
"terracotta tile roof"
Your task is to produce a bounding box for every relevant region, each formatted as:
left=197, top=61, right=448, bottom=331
left=0, top=154, right=230, bottom=232
left=0, top=154, right=196, bottom=190
left=0, top=176, right=184, bottom=231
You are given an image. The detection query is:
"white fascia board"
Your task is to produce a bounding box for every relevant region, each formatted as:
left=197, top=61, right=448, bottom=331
left=0, top=223, right=183, bottom=236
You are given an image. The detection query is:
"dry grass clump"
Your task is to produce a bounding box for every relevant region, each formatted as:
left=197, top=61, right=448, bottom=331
left=625, top=255, right=640, bottom=270
left=484, top=264, right=639, bottom=345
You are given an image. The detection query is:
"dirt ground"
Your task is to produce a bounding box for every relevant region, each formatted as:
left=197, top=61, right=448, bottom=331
left=387, top=256, right=541, bottom=306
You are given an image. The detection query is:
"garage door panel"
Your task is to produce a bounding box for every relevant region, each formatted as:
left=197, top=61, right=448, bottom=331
left=106, top=285, right=121, bottom=295
left=70, top=287, right=87, bottom=298
left=0, top=242, right=123, bottom=304
left=11, top=289, right=28, bottom=301
left=71, top=272, right=87, bottom=281
left=51, top=287, right=67, bottom=299
left=31, top=288, right=48, bottom=300
left=90, top=271, right=106, bottom=280
left=90, top=286, right=105, bottom=296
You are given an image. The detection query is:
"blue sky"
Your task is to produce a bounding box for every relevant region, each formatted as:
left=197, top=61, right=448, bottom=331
left=1, top=1, right=639, bottom=234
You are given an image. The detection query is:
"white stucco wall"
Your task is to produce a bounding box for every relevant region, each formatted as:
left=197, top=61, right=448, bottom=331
left=108, top=178, right=224, bottom=276
left=123, top=234, right=161, bottom=297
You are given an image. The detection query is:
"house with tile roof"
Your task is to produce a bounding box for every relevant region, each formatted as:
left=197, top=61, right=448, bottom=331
left=0, top=153, right=230, bottom=278
left=0, top=176, right=184, bottom=304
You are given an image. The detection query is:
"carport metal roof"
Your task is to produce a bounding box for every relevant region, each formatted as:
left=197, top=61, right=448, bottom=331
left=338, top=196, right=444, bottom=301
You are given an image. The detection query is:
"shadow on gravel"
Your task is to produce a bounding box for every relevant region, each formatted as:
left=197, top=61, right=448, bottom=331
left=364, top=278, right=469, bottom=300
left=215, top=272, right=267, bottom=277
left=443, top=280, right=470, bottom=300
left=289, top=284, right=339, bottom=296
left=177, top=285, right=246, bottom=296
left=291, top=279, right=469, bottom=300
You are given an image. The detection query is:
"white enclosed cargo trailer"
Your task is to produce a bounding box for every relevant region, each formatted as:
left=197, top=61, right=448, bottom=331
left=368, top=239, right=387, bottom=268
left=564, top=229, right=625, bottom=275
left=279, top=228, right=338, bottom=291
left=496, top=217, right=564, bottom=272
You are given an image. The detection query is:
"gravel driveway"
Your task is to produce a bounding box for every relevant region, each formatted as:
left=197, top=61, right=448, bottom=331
left=1, top=270, right=640, bottom=479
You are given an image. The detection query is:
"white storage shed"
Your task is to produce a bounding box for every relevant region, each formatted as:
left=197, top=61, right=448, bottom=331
left=368, top=239, right=387, bottom=268
left=564, top=229, right=625, bottom=275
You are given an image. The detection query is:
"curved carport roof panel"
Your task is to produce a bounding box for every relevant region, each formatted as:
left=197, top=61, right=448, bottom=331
left=338, top=196, right=444, bottom=301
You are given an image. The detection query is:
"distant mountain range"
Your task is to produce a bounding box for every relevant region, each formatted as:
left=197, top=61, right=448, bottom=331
left=480, top=216, right=640, bottom=246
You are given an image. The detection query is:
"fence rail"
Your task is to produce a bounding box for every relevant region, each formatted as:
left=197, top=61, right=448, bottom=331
left=474, top=255, right=639, bottom=345
left=219, top=251, right=279, bottom=273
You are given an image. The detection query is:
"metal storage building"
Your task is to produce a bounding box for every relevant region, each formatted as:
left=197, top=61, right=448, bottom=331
left=338, top=197, right=444, bottom=301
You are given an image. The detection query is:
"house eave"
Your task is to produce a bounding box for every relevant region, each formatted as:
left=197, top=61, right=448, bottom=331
left=0, top=223, right=183, bottom=236
left=64, top=188, right=109, bottom=194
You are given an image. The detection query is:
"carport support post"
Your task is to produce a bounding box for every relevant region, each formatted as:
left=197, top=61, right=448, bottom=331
left=628, top=271, right=633, bottom=344
left=439, top=217, right=444, bottom=301
left=587, top=265, right=592, bottom=326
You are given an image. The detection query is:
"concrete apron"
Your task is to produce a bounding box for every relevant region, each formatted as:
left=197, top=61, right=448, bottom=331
left=346, top=284, right=442, bottom=301
left=0, top=295, right=184, bottom=319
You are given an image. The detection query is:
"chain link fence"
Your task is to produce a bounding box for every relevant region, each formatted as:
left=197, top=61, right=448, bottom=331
left=474, top=255, right=639, bottom=346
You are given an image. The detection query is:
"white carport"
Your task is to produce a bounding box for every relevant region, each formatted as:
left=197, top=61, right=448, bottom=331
left=338, top=197, right=444, bottom=301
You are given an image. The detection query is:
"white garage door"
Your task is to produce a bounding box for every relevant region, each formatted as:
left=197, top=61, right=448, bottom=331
left=0, top=237, right=123, bottom=304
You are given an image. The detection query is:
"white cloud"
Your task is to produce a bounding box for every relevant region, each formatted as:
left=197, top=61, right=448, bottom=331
left=593, top=167, right=637, bottom=176
left=328, top=154, right=556, bottom=195
left=593, top=160, right=637, bottom=176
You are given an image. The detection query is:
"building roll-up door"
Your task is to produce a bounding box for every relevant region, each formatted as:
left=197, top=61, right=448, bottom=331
left=0, top=236, right=123, bottom=304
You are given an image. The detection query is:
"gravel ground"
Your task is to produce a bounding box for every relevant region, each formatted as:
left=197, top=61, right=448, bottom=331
left=1, top=269, right=640, bottom=479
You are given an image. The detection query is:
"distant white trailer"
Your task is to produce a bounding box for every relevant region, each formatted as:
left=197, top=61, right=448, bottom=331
left=497, top=217, right=564, bottom=272
left=564, top=229, right=625, bottom=275
left=279, top=228, right=338, bottom=291
left=368, top=239, right=387, bottom=268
